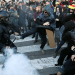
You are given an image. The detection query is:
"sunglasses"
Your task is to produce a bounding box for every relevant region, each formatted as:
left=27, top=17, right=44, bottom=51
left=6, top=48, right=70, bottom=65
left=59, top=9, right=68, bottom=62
left=44, top=11, right=48, bottom=14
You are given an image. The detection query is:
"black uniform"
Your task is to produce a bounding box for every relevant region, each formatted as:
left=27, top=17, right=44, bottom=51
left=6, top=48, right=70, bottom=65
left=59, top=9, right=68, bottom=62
left=0, top=24, right=17, bottom=52
left=58, top=56, right=75, bottom=75
left=0, top=10, right=17, bottom=53
left=57, top=31, right=75, bottom=65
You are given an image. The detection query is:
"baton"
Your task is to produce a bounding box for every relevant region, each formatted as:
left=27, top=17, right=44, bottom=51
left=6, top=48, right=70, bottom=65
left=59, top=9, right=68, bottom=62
left=10, top=38, right=16, bottom=47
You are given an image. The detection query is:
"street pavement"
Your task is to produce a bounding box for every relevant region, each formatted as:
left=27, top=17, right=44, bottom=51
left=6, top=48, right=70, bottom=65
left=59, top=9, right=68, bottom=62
left=0, top=34, right=67, bottom=75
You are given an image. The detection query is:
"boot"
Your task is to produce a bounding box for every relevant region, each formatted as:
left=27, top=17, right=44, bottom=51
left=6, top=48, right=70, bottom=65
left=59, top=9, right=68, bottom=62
left=40, top=48, right=45, bottom=54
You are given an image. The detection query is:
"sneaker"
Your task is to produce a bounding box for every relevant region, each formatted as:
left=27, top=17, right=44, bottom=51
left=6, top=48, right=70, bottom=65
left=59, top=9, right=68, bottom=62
left=15, top=36, right=22, bottom=40
left=53, top=52, right=58, bottom=58
left=40, top=49, right=45, bottom=54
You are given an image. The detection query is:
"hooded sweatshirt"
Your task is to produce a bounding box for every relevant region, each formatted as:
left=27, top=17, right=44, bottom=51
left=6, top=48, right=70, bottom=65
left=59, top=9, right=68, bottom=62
left=36, top=5, right=56, bottom=30
left=62, top=12, right=75, bottom=25
left=53, top=5, right=64, bottom=28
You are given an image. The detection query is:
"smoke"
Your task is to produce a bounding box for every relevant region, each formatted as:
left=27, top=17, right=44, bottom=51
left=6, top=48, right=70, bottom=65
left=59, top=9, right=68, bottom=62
left=0, top=48, right=40, bottom=75
left=5, top=0, right=11, bottom=2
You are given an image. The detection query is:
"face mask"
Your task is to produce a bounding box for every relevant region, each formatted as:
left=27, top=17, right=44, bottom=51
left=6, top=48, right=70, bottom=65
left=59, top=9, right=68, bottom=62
left=56, top=10, right=60, bottom=16
left=44, top=13, right=49, bottom=17
left=56, top=10, right=60, bottom=13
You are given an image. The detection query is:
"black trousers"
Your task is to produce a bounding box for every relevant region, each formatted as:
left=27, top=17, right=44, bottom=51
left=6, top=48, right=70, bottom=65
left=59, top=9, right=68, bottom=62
left=58, top=57, right=75, bottom=75
left=64, top=58, right=75, bottom=75
left=22, top=26, right=53, bottom=49
left=58, top=45, right=73, bottom=65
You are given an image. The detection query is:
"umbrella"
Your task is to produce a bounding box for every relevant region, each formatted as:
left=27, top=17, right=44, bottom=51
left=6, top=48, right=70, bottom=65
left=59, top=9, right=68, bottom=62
left=68, top=4, right=75, bottom=9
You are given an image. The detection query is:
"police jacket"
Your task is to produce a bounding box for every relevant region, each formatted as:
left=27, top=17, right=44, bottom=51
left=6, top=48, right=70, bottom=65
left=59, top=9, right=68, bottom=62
left=0, top=24, right=10, bottom=50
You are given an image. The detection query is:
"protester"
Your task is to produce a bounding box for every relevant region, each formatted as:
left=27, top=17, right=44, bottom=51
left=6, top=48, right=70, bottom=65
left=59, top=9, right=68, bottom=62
left=15, top=5, right=56, bottom=54
left=32, top=6, right=42, bottom=43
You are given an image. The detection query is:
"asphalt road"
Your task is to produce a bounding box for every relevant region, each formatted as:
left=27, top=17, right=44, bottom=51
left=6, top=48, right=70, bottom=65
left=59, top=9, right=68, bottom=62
left=0, top=34, right=67, bottom=75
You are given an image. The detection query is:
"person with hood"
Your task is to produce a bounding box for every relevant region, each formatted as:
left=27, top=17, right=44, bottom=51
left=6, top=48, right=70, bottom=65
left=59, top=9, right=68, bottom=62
left=54, top=7, right=75, bottom=46
left=53, top=5, right=64, bottom=46
left=56, top=8, right=75, bottom=41
left=53, top=20, right=75, bottom=58
left=55, top=29, right=75, bottom=65
left=54, top=5, right=64, bottom=28
left=46, top=1, right=54, bottom=14
left=53, top=21, right=75, bottom=67
left=62, top=9, right=75, bottom=23
left=62, top=5, right=69, bottom=17
left=15, top=5, right=56, bottom=54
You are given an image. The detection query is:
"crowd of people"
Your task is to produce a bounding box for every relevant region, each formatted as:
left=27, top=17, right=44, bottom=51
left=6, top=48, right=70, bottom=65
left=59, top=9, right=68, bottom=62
left=0, top=0, right=75, bottom=75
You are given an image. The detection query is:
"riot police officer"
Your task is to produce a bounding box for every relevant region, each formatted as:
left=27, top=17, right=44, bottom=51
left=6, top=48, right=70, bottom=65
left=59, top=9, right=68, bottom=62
left=0, top=10, right=17, bottom=53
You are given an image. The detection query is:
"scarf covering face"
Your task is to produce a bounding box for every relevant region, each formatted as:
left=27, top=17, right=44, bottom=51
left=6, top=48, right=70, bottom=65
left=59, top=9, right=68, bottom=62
left=56, top=10, right=60, bottom=16
left=44, top=13, right=49, bottom=17
left=43, top=5, right=51, bottom=16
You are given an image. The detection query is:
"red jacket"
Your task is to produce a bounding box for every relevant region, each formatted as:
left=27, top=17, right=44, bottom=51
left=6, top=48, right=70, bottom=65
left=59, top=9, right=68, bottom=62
left=60, top=2, right=63, bottom=8
left=70, top=0, right=72, bottom=5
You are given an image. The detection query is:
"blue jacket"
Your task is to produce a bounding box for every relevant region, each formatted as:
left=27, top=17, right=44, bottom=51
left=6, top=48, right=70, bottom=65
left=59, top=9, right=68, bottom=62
left=50, top=1, right=54, bottom=14
left=36, top=5, right=56, bottom=30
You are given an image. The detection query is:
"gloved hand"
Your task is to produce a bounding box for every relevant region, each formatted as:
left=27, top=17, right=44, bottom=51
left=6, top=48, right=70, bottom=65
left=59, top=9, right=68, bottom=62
left=15, top=36, right=22, bottom=40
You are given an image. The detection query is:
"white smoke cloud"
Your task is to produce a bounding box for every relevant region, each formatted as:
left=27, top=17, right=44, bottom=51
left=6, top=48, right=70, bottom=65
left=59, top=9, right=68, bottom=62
left=5, top=0, right=11, bottom=2
left=0, top=48, right=39, bottom=75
